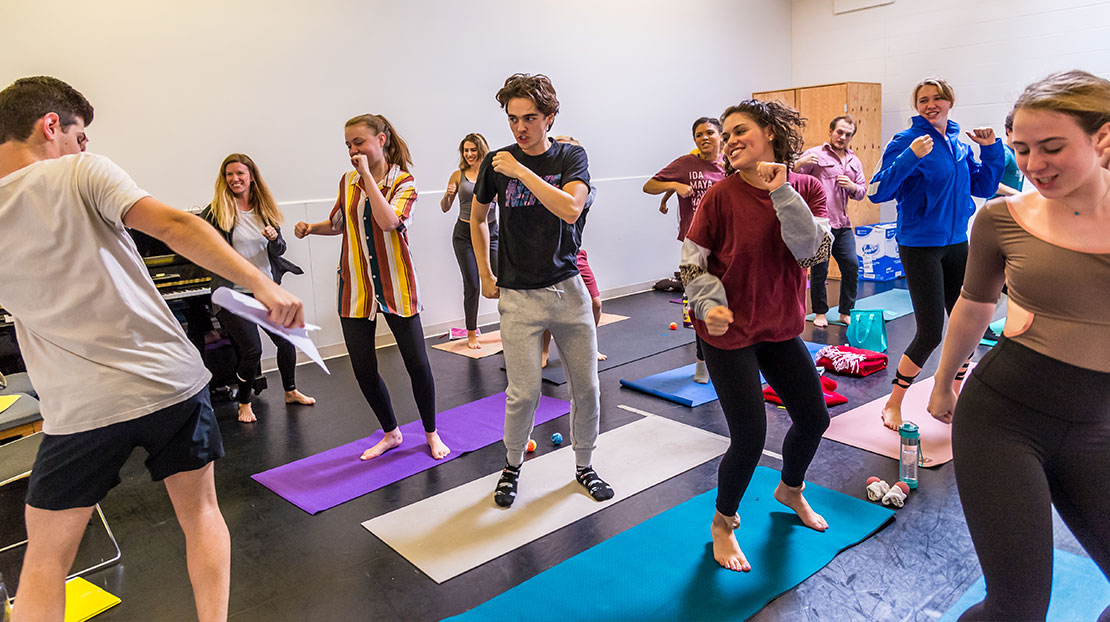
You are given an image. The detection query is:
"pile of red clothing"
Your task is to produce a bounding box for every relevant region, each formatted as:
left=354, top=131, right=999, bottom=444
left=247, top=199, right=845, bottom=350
left=815, top=345, right=888, bottom=377
left=763, top=375, right=848, bottom=407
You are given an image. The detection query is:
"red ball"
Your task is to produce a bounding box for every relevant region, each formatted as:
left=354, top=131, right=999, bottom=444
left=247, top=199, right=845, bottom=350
left=894, top=481, right=910, bottom=494
left=526, top=439, right=537, bottom=452
left=866, top=476, right=880, bottom=485
left=669, top=322, right=678, bottom=330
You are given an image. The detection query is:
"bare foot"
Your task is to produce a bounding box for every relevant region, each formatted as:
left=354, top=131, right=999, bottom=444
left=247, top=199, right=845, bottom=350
left=597, top=352, right=608, bottom=361
left=710, top=511, right=750, bottom=572
left=881, top=399, right=903, bottom=431
left=813, top=314, right=829, bottom=328
left=237, top=403, right=257, bottom=423
left=839, top=313, right=852, bottom=326
left=426, top=431, right=451, bottom=459
left=360, top=429, right=403, bottom=460
left=541, top=348, right=550, bottom=368
left=284, top=389, right=316, bottom=405
left=467, top=331, right=481, bottom=350
left=774, top=481, right=828, bottom=531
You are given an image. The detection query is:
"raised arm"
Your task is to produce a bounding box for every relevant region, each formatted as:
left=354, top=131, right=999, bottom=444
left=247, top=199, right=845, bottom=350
left=965, top=129, right=1005, bottom=198
left=440, top=170, right=461, bottom=213
left=867, top=133, right=928, bottom=204
left=124, top=197, right=303, bottom=327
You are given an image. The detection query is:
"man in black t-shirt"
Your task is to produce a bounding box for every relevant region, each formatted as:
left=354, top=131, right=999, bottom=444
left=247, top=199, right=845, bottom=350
left=470, top=73, right=613, bottom=507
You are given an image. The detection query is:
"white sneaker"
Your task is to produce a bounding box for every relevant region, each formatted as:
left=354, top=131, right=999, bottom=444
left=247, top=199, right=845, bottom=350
left=694, top=360, right=710, bottom=384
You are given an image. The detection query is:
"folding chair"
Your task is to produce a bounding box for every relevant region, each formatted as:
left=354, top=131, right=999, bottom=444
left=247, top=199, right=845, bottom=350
left=0, top=433, right=121, bottom=582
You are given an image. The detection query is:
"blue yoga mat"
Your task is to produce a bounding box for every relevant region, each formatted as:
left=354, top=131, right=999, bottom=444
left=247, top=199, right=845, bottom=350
left=620, top=342, right=826, bottom=407
left=807, top=287, right=914, bottom=323
left=448, top=466, right=894, bottom=622
left=940, top=548, right=1110, bottom=621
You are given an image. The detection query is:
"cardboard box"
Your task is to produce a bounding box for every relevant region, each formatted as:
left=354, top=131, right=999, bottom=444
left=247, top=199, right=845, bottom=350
left=855, top=222, right=903, bottom=282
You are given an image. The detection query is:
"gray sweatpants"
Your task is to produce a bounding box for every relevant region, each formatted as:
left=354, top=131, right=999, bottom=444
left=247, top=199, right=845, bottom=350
left=498, top=275, right=600, bottom=468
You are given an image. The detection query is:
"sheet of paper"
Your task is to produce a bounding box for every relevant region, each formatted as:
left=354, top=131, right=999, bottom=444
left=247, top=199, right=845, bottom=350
left=211, top=287, right=329, bottom=374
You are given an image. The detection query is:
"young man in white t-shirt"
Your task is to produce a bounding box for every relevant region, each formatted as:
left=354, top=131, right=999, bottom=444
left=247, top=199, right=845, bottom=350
left=0, top=76, right=303, bottom=622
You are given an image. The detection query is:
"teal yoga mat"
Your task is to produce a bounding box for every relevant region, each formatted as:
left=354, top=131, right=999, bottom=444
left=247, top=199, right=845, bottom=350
left=619, top=342, right=826, bottom=408
left=448, top=466, right=894, bottom=622
left=807, top=287, right=914, bottom=323
left=940, top=548, right=1110, bottom=621
left=979, top=317, right=1007, bottom=346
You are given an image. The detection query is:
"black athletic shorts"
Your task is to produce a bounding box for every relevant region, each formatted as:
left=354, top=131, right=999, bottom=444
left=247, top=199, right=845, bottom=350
left=25, top=389, right=224, bottom=510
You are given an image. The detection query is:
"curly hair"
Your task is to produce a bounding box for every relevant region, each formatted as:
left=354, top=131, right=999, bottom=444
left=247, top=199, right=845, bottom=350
left=720, top=99, right=807, bottom=169
left=495, top=73, right=559, bottom=129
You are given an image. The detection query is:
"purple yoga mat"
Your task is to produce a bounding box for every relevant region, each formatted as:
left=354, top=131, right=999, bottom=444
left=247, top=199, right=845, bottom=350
left=251, top=392, right=571, bottom=514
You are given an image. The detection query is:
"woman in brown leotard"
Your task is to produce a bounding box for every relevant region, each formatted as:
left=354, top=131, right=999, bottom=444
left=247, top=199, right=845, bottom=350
left=928, top=70, right=1110, bottom=621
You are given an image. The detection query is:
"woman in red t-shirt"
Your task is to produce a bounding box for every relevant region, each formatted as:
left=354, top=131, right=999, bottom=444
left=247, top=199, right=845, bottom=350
left=681, top=99, right=833, bottom=573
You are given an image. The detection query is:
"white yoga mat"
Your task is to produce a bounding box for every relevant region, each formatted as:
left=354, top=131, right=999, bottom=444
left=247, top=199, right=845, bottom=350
left=361, top=413, right=729, bottom=583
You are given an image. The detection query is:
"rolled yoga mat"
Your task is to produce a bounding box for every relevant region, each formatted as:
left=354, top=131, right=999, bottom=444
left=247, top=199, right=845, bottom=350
left=939, top=548, right=1110, bottom=622
left=619, top=341, right=827, bottom=408
left=447, top=466, right=895, bottom=621
left=361, top=413, right=730, bottom=583
left=821, top=366, right=975, bottom=467
left=252, top=392, right=570, bottom=514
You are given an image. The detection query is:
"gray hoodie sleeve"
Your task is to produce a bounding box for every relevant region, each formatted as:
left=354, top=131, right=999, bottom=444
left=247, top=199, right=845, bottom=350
left=770, top=182, right=832, bottom=267
left=679, top=237, right=727, bottom=320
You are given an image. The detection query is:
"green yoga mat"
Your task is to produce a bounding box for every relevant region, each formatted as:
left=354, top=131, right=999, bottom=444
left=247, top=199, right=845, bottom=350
left=448, top=466, right=894, bottom=621
left=806, top=287, right=914, bottom=323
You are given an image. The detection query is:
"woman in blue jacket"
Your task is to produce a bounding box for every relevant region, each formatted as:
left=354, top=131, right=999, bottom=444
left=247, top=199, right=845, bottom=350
left=867, top=78, right=1004, bottom=430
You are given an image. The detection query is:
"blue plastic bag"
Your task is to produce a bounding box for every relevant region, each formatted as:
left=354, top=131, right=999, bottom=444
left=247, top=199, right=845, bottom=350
left=847, top=309, right=888, bottom=353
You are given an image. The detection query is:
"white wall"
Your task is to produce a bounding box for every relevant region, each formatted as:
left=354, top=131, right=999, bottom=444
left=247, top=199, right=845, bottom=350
left=3, top=0, right=791, bottom=360
left=790, top=0, right=1110, bottom=220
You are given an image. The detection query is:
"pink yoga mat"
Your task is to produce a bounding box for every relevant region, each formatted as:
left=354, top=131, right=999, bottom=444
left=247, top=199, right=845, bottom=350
left=822, top=368, right=974, bottom=468
left=252, top=392, right=570, bottom=514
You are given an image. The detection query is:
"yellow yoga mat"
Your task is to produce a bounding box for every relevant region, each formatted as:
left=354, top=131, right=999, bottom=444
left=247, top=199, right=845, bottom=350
left=63, top=577, right=120, bottom=621
left=0, top=394, right=20, bottom=415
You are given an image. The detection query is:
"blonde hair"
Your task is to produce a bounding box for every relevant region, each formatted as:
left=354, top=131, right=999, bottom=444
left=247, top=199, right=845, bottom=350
left=457, top=133, right=490, bottom=171
left=210, top=153, right=282, bottom=232
left=345, top=114, right=413, bottom=172
left=553, top=135, right=580, bottom=146
left=1013, top=70, right=1110, bottom=135
left=912, top=77, right=956, bottom=108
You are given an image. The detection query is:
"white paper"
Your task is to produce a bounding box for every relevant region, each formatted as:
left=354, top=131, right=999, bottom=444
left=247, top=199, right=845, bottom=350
left=211, top=287, right=329, bottom=374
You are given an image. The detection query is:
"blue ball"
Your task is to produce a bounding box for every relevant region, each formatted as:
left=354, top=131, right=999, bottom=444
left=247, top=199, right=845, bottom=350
left=551, top=432, right=563, bottom=446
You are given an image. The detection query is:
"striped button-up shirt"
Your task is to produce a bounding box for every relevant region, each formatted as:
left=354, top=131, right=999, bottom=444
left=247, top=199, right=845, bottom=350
left=329, top=164, right=421, bottom=318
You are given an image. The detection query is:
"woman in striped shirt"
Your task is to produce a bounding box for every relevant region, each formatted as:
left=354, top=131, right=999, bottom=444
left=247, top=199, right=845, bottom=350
left=295, top=114, right=449, bottom=460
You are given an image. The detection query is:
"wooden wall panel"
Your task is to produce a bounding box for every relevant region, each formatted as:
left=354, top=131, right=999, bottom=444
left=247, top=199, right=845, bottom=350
left=797, top=83, right=848, bottom=150
left=752, top=89, right=796, bottom=108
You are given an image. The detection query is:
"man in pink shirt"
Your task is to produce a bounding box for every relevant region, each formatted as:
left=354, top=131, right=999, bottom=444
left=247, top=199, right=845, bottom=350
left=793, top=115, right=866, bottom=327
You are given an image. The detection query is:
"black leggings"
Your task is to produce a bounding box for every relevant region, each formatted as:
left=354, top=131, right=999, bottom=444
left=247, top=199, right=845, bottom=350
left=701, top=337, right=830, bottom=516
left=810, top=227, right=859, bottom=315
left=898, top=242, right=968, bottom=367
left=340, top=313, right=437, bottom=433
left=451, top=219, right=499, bottom=332
left=216, top=307, right=297, bottom=405
left=953, top=339, right=1110, bottom=621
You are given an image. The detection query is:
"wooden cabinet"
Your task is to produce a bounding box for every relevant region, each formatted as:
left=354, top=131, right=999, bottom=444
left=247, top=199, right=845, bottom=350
left=753, top=81, right=881, bottom=280
left=753, top=81, right=881, bottom=227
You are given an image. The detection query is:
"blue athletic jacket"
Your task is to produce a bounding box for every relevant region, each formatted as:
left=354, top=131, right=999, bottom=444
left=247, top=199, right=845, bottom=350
left=867, top=116, right=1004, bottom=247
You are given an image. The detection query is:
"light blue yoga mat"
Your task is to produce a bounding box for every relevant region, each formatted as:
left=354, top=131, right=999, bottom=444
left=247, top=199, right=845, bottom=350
left=979, top=317, right=1007, bottom=347
left=939, top=548, right=1110, bottom=621
left=620, top=342, right=826, bottom=407
left=448, top=466, right=894, bottom=622
left=807, top=287, right=914, bottom=323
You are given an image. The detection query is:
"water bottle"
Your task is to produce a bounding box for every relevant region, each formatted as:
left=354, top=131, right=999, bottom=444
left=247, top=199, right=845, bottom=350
left=899, top=422, right=922, bottom=489
left=681, top=294, right=692, bottom=328
left=1, top=571, right=11, bottom=622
